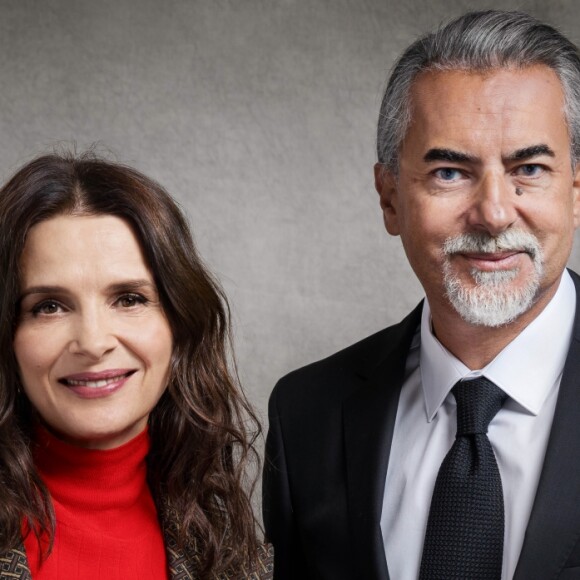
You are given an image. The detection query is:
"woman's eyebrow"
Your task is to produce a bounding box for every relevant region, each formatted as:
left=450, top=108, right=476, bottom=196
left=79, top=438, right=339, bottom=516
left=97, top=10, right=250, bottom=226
left=20, top=285, right=67, bottom=299
left=107, top=280, right=157, bottom=293
left=20, top=280, right=157, bottom=300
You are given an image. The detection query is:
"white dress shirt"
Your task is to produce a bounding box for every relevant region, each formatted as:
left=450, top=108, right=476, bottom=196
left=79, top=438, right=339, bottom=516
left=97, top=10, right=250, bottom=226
left=380, top=271, right=576, bottom=580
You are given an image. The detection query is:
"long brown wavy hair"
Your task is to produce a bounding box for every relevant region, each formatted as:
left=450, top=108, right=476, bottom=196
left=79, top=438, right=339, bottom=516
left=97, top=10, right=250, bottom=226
left=0, top=151, right=260, bottom=577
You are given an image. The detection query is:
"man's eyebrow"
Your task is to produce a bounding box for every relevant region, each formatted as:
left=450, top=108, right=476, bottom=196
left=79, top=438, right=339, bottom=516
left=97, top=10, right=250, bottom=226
left=423, top=148, right=478, bottom=163
left=505, top=144, right=555, bottom=161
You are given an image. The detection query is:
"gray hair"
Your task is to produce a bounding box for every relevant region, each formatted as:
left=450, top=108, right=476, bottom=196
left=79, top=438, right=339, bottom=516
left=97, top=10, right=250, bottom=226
left=377, top=10, right=580, bottom=170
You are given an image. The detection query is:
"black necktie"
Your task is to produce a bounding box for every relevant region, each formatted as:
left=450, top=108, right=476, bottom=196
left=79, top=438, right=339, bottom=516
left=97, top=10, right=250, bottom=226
left=419, top=376, right=507, bottom=580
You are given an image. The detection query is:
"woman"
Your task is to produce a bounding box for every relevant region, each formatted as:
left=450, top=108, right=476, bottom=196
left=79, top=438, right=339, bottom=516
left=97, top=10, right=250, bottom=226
left=0, top=152, right=273, bottom=579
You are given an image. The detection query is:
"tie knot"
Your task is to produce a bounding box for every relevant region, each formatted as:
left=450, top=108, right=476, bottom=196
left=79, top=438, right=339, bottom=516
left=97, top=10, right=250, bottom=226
left=452, top=377, right=507, bottom=436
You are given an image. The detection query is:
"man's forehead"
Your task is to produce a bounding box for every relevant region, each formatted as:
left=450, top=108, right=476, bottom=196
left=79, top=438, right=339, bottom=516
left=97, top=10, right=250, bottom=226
left=399, top=65, right=570, bottom=160
left=408, top=65, right=565, bottom=111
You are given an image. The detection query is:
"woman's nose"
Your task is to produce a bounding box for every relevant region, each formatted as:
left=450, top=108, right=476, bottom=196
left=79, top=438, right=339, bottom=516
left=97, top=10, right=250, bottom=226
left=67, top=311, right=118, bottom=360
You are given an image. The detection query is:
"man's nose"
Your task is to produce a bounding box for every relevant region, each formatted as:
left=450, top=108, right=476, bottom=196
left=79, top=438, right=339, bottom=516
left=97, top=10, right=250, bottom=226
left=68, top=310, right=118, bottom=360
left=467, top=173, right=518, bottom=236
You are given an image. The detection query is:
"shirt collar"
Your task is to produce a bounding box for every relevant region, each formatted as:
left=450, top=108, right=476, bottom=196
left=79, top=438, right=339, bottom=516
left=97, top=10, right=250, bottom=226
left=420, top=270, right=576, bottom=421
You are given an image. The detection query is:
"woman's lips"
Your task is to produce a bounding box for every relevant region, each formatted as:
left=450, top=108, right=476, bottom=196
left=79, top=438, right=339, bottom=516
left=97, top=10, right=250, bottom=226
left=58, top=369, right=136, bottom=399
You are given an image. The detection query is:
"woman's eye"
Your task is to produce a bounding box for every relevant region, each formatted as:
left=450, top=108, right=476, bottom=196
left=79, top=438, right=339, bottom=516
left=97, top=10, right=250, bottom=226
left=32, top=300, right=63, bottom=316
left=434, top=168, right=462, bottom=181
left=116, top=293, right=147, bottom=308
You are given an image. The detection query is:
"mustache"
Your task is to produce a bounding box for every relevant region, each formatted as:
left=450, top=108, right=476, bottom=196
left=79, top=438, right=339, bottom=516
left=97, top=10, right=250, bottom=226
left=442, top=230, right=542, bottom=261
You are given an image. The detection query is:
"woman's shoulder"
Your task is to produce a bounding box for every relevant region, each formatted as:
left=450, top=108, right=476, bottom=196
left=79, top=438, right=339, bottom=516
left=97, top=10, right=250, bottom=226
left=1, top=540, right=273, bottom=580
left=163, top=502, right=273, bottom=579
left=165, top=536, right=273, bottom=579
left=213, top=543, right=274, bottom=579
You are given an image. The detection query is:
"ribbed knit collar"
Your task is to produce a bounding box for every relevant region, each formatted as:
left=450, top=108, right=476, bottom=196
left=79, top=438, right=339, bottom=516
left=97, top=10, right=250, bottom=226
left=32, top=425, right=150, bottom=514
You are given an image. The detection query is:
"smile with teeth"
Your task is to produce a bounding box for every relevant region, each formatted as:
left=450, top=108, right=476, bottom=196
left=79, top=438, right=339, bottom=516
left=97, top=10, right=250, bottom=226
left=60, top=370, right=136, bottom=388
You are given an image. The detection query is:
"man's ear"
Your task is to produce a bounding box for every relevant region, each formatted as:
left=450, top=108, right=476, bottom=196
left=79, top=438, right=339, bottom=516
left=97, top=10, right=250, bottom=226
left=573, top=162, right=580, bottom=228
left=374, top=162, right=401, bottom=235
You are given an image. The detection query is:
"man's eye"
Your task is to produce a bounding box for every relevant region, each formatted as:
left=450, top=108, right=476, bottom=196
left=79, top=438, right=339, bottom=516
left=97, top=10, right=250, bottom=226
left=32, top=300, right=62, bottom=316
left=434, top=168, right=462, bottom=181
left=116, top=293, right=147, bottom=308
left=517, top=164, right=543, bottom=177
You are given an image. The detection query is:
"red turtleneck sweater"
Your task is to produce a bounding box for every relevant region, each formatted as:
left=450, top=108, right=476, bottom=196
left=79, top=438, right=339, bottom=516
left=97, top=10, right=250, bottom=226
left=23, top=427, right=168, bottom=579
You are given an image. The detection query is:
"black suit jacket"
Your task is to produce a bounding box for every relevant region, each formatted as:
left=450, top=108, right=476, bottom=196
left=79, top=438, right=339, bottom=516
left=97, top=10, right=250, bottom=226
left=263, top=270, right=580, bottom=579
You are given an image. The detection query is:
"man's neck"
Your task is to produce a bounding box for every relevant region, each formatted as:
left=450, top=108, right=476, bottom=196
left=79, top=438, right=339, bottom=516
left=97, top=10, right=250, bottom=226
left=429, top=278, right=563, bottom=370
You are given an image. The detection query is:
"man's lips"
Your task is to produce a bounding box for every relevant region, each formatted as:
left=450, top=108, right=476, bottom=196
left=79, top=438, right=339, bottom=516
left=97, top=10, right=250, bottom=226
left=457, top=250, right=526, bottom=270
left=58, top=369, right=136, bottom=388
left=461, top=251, right=521, bottom=261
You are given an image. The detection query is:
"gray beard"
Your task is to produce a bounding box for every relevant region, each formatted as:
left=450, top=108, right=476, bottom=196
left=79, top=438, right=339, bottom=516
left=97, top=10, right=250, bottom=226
left=442, top=231, right=544, bottom=328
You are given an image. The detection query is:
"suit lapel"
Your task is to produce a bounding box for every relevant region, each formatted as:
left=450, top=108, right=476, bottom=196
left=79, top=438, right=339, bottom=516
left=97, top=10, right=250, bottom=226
left=514, top=271, right=580, bottom=578
left=344, top=305, right=422, bottom=580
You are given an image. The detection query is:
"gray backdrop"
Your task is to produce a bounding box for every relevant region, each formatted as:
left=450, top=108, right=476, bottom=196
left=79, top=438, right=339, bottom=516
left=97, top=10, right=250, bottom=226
left=3, top=0, right=580, bottom=434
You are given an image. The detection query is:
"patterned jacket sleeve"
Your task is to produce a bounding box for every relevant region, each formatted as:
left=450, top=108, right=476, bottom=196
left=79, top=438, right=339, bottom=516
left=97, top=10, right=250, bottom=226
left=0, top=546, right=32, bottom=580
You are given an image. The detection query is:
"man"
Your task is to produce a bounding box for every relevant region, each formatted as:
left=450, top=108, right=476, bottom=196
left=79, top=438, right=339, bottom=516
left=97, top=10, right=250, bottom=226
left=263, top=10, right=580, bottom=580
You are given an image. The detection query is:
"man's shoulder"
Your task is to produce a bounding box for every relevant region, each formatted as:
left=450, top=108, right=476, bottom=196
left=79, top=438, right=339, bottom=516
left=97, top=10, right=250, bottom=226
left=271, top=302, right=423, bottom=410
left=569, top=268, right=580, bottom=287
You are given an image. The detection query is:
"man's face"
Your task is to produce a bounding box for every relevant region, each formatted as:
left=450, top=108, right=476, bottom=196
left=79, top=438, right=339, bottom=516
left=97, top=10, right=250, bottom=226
left=376, top=66, right=580, bottom=327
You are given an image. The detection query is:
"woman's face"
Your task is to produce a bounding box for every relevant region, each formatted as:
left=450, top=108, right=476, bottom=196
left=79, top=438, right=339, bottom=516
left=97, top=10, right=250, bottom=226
left=13, top=214, right=173, bottom=449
